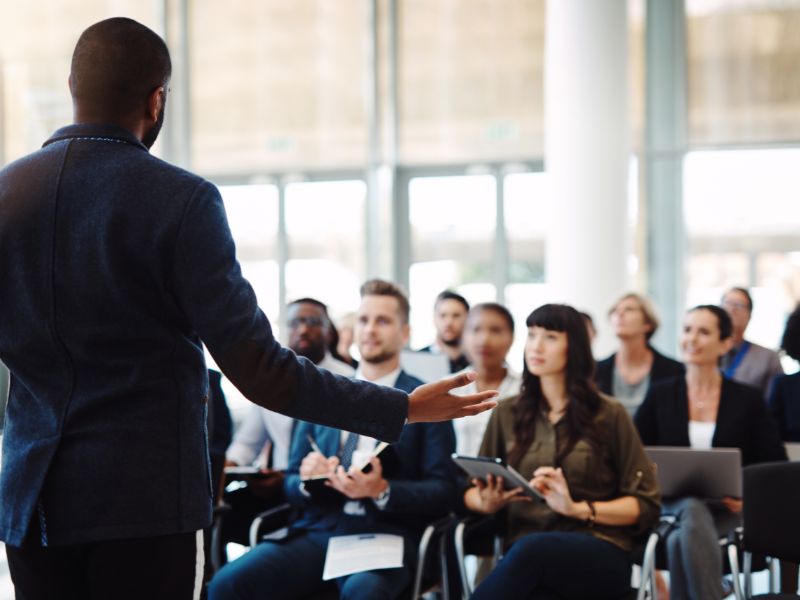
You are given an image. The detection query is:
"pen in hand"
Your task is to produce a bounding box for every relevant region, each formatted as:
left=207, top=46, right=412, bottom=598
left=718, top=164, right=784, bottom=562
left=307, top=433, right=324, bottom=456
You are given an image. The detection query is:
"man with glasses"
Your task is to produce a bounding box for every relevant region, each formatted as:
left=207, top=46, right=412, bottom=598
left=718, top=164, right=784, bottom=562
left=221, top=299, right=354, bottom=550
left=721, top=287, right=784, bottom=397
left=226, top=298, right=354, bottom=473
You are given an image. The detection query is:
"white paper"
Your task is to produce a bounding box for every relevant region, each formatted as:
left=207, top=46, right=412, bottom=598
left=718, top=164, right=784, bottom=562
left=322, top=533, right=404, bottom=581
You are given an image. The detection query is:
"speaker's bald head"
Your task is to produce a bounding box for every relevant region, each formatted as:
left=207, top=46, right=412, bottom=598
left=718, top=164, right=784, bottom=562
left=70, top=18, right=171, bottom=120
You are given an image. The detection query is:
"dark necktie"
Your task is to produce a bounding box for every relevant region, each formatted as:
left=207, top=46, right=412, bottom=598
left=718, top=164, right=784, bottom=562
left=340, top=432, right=360, bottom=470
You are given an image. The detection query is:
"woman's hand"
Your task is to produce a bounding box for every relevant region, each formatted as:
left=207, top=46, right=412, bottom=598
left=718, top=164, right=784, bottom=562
left=721, top=496, right=743, bottom=514
left=531, top=466, right=582, bottom=518
left=464, top=474, right=529, bottom=514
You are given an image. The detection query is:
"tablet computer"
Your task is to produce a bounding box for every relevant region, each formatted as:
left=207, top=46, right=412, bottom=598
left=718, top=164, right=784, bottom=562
left=224, top=466, right=275, bottom=480
left=645, top=446, right=742, bottom=500
left=451, top=454, right=543, bottom=500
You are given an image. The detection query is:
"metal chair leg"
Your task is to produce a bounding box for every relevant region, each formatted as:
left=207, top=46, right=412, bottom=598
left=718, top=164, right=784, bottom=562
left=728, top=543, right=744, bottom=600
left=454, top=520, right=471, bottom=599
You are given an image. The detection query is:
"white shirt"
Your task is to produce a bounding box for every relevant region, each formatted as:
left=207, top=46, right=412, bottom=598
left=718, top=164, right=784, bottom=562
left=688, top=420, right=716, bottom=450
left=225, top=353, right=354, bottom=470
left=451, top=366, right=522, bottom=456
left=340, top=365, right=402, bottom=514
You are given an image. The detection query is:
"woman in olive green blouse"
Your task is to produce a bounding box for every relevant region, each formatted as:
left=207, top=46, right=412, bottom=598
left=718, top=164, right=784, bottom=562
left=466, top=304, right=661, bottom=599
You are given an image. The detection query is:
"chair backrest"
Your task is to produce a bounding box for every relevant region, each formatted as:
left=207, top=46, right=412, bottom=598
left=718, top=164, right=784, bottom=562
left=742, top=461, right=800, bottom=562
left=785, top=442, right=800, bottom=462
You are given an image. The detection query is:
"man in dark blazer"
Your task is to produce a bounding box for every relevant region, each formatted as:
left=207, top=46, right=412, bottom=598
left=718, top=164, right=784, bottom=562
left=209, top=280, right=458, bottom=600
left=0, top=19, right=493, bottom=600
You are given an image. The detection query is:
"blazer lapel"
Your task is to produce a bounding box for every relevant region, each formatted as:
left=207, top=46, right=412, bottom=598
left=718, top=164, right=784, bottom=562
left=317, top=426, right=342, bottom=457
left=711, top=377, right=734, bottom=448
left=676, top=377, right=692, bottom=446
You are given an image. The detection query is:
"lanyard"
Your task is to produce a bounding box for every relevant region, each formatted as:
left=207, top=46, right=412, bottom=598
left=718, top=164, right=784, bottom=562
left=724, top=341, right=750, bottom=378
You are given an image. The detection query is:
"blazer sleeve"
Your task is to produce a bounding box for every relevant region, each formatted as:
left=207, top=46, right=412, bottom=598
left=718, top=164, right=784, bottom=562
left=765, top=351, right=785, bottom=398
left=594, top=355, right=615, bottom=396
left=171, top=182, right=407, bottom=442
left=768, top=375, right=789, bottom=441
left=633, top=386, right=661, bottom=445
left=381, top=422, right=458, bottom=517
left=283, top=421, right=316, bottom=509
left=478, top=406, right=507, bottom=460
left=608, top=403, right=661, bottom=536
left=650, top=348, right=685, bottom=381
left=747, top=387, right=788, bottom=463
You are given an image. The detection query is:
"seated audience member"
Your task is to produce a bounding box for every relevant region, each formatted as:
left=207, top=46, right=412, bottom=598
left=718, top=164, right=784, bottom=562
left=451, top=303, right=521, bottom=456
left=465, top=304, right=660, bottom=600
left=635, top=304, right=787, bottom=600
left=721, top=286, right=784, bottom=397
left=334, top=311, right=359, bottom=369
left=419, top=290, right=470, bottom=373
left=579, top=310, right=597, bottom=347
left=209, top=280, right=457, bottom=600
left=769, top=304, right=800, bottom=441
left=221, top=298, right=354, bottom=546
left=596, top=293, right=684, bottom=415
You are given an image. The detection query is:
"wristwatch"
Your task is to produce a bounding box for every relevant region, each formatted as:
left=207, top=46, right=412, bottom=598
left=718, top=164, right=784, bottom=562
left=374, top=482, right=391, bottom=504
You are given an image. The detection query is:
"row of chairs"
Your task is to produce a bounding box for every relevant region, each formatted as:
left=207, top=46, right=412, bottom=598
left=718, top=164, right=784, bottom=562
left=210, top=459, right=800, bottom=599
left=451, top=460, right=800, bottom=600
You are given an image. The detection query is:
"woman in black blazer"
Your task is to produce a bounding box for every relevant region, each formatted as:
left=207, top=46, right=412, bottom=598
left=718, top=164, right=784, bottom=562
left=635, top=305, right=786, bottom=600
left=595, top=293, right=683, bottom=415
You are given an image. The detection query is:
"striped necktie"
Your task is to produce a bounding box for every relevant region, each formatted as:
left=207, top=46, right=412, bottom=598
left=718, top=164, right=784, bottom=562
left=340, top=432, right=360, bottom=470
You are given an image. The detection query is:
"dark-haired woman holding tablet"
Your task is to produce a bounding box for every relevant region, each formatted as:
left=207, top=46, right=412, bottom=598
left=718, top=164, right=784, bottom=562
left=635, top=305, right=786, bottom=600
left=465, top=304, right=660, bottom=600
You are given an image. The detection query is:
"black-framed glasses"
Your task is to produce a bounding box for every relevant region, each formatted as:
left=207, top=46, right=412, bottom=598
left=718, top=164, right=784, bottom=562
left=289, top=316, right=325, bottom=329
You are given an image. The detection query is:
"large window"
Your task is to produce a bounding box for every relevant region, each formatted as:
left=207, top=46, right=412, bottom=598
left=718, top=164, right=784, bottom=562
left=503, top=172, right=550, bottom=370
left=686, top=0, right=800, bottom=146
left=408, top=174, right=497, bottom=348
left=219, top=184, right=280, bottom=323
left=285, top=179, right=367, bottom=318
left=210, top=184, right=279, bottom=417
left=0, top=2, right=162, bottom=163
left=398, top=0, right=545, bottom=165
left=189, top=0, right=369, bottom=175
left=684, top=148, right=800, bottom=353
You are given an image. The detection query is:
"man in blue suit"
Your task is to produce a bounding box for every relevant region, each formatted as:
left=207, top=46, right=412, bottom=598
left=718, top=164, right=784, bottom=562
left=0, top=19, right=494, bottom=600
left=209, top=280, right=458, bottom=599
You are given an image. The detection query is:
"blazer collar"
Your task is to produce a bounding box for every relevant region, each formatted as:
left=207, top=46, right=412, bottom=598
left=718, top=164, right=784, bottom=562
left=43, top=123, right=149, bottom=152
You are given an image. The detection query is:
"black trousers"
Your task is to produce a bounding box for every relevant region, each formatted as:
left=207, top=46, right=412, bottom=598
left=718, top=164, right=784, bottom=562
left=6, top=520, right=203, bottom=600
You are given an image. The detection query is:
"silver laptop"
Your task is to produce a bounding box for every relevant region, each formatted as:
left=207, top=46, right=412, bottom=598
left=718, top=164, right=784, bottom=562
left=645, top=446, right=742, bottom=500
left=400, top=350, right=450, bottom=383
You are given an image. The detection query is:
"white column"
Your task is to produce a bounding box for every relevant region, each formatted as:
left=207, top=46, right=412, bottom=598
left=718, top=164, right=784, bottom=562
left=544, top=0, right=630, bottom=356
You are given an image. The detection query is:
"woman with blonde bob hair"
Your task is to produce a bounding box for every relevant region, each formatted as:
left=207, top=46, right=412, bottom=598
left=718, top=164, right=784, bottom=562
left=595, top=292, right=683, bottom=415
left=465, top=304, right=660, bottom=599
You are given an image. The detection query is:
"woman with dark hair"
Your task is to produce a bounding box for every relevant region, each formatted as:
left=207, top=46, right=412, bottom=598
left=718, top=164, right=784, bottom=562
left=769, top=304, right=800, bottom=442
left=451, top=303, right=521, bottom=456
left=596, top=293, right=684, bottom=415
left=635, top=304, right=787, bottom=600
left=464, top=304, right=660, bottom=599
